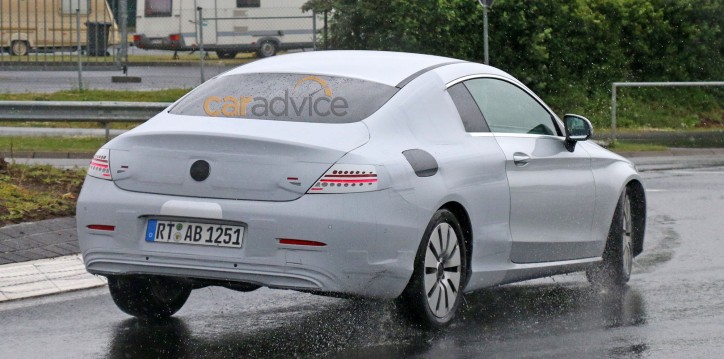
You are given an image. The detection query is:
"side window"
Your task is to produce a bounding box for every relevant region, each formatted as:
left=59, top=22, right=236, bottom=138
left=447, top=83, right=489, bottom=133
left=464, top=78, right=559, bottom=136
left=145, top=0, right=172, bottom=17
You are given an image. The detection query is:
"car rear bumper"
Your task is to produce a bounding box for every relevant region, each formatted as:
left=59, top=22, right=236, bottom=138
left=77, top=177, right=428, bottom=298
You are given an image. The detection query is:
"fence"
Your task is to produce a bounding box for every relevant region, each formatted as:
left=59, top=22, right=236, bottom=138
left=0, top=0, right=323, bottom=71
left=0, top=0, right=122, bottom=67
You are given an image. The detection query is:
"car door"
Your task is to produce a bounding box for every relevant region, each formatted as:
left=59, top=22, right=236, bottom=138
left=462, top=76, right=598, bottom=263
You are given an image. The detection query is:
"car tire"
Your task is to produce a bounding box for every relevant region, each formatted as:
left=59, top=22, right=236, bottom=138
left=108, top=275, right=192, bottom=319
left=10, top=41, right=29, bottom=56
left=257, top=41, right=277, bottom=58
left=587, top=187, right=634, bottom=287
left=397, top=209, right=467, bottom=328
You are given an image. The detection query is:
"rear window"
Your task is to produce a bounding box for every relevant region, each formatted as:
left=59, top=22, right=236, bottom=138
left=169, top=73, right=399, bottom=123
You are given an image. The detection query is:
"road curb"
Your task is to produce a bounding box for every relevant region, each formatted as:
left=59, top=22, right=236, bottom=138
left=0, top=254, right=106, bottom=302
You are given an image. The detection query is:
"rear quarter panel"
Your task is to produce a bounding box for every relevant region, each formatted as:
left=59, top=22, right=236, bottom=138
left=360, top=71, right=513, bottom=290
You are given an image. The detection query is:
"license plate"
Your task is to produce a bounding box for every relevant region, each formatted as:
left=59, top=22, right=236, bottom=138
left=145, top=219, right=244, bottom=248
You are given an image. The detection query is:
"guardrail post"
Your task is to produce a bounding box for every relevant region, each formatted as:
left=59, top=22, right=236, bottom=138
left=103, top=121, right=110, bottom=142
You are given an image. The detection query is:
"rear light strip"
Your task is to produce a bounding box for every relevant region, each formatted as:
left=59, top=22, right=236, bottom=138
left=88, top=148, right=112, bottom=180
left=308, top=164, right=378, bottom=193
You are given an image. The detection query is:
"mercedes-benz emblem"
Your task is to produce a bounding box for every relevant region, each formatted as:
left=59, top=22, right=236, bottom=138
left=190, top=160, right=210, bottom=181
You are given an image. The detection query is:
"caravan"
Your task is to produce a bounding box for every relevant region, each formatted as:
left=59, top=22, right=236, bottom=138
left=134, top=0, right=316, bottom=58
left=0, top=0, right=120, bottom=56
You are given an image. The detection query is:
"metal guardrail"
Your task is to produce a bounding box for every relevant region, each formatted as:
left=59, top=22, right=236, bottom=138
left=0, top=101, right=171, bottom=140
left=611, top=81, right=724, bottom=142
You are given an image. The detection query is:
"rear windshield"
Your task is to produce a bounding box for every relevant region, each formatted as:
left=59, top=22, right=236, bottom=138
left=169, top=73, right=399, bottom=123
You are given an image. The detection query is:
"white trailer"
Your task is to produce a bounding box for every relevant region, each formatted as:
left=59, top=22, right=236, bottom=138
left=133, top=0, right=316, bottom=58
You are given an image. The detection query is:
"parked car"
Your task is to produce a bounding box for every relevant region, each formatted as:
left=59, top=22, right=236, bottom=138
left=77, top=50, right=646, bottom=328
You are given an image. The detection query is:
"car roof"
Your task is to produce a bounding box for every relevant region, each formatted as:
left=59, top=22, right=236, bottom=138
left=222, top=50, right=469, bottom=87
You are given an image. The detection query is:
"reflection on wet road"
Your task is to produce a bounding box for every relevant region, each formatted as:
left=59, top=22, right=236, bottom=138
left=2, top=167, right=723, bottom=358
left=100, top=284, right=646, bottom=359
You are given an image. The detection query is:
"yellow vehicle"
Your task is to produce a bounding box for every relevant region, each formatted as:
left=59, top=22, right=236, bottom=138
left=0, top=0, right=120, bottom=56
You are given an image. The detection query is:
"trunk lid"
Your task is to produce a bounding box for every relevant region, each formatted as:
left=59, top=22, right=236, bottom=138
left=107, top=114, right=369, bottom=201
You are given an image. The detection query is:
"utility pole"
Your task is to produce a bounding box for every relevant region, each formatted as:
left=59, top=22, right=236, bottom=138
left=119, top=0, right=128, bottom=66
left=75, top=4, right=83, bottom=90
left=197, top=7, right=205, bottom=83
left=477, top=0, right=494, bottom=65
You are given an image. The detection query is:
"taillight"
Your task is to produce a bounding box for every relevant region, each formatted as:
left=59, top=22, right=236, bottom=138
left=307, top=164, right=378, bottom=193
left=169, top=33, right=181, bottom=42
left=132, top=35, right=142, bottom=43
left=88, top=148, right=112, bottom=180
left=278, top=238, right=326, bottom=247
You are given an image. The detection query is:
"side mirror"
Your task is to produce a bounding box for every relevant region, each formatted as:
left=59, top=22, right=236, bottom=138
left=563, top=114, right=592, bottom=152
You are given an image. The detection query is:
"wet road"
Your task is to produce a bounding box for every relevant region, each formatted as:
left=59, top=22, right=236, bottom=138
left=1, top=167, right=723, bottom=358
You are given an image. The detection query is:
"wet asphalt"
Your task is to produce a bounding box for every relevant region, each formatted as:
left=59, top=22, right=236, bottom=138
left=1, top=166, right=723, bottom=358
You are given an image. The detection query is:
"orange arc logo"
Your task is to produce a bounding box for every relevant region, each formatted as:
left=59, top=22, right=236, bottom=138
left=294, top=76, right=333, bottom=97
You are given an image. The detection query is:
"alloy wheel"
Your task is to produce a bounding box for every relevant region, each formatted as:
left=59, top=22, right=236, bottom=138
left=423, top=222, right=462, bottom=318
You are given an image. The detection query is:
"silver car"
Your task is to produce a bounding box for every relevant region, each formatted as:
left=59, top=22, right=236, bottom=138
left=77, top=51, right=646, bottom=328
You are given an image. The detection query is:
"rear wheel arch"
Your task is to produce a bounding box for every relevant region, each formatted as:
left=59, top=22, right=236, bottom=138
left=439, top=201, right=473, bottom=288
left=397, top=207, right=469, bottom=327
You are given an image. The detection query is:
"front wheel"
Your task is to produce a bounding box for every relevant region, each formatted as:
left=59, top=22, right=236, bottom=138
left=108, top=275, right=191, bottom=319
left=587, top=187, right=634, bottom=287
left=397, top=209, right=467, bottom=328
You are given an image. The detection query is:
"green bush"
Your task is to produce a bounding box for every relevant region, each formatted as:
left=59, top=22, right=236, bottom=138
left=313, top=0, right=723, bottom=128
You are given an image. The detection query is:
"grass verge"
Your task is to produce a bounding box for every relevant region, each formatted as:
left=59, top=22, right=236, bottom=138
left=0, top=159, right=85, bottom=226
left=0, top=88, right=188, bottom=102
left=607, top=142, right=668, bottom=152
left=0, top=137, right=106, bottom=153
left=546, top=86, right=723, bottom=130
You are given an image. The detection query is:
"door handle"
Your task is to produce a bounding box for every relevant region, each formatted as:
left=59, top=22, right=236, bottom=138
left=513, top=152, right=531, bottom=166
